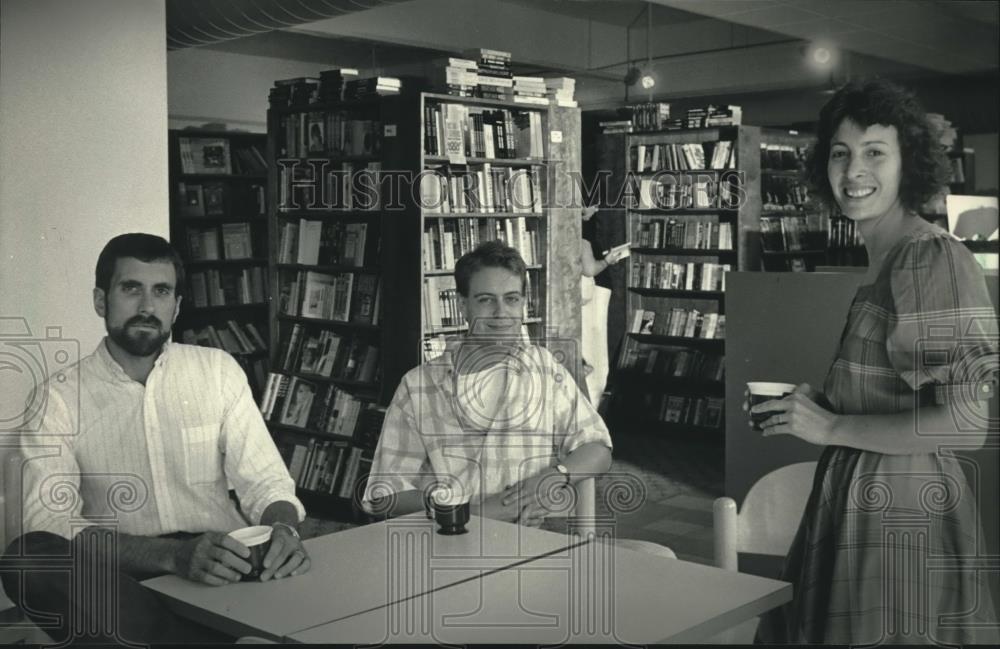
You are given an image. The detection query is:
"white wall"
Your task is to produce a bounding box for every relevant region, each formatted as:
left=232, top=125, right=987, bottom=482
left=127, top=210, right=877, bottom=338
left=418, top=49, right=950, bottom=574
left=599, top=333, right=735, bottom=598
left=0, top=0, right=168, bottom=543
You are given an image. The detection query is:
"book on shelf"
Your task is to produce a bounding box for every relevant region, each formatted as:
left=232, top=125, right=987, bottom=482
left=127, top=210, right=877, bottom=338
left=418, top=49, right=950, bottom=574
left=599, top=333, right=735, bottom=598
left=179, top=137, right=232, bottom=175
left=178, top=183, right=205, bottom=218
left=632, top=141, right=735, bottom=172
left=202, top=182, right=226, bottom=216
left=187, top=227, right=220, bottom=260
left=221, top=223, right=253, bottom=259
left=630, top=261, right=730, bottom=291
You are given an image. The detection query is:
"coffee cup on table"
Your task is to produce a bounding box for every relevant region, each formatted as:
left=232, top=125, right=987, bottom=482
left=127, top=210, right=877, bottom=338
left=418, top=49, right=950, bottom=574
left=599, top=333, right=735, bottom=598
left=747, top=382, right=797, bottom=431
left=228, top=525, right=272, bottom=581
left=430, top=491, right=470, bottom=536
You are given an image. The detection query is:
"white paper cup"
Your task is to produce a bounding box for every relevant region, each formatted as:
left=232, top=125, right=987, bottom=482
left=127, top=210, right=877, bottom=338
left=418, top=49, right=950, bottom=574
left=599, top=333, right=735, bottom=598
left=228, top=525, right=272, bottom=581
left=747, top=382, right=797, bottom=430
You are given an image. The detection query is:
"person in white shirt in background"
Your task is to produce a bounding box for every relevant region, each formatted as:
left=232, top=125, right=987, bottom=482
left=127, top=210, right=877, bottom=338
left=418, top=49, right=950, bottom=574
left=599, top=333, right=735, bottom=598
left=1, top=233, right=309, bottom=644
left=580, top=205, right=629, bottom=407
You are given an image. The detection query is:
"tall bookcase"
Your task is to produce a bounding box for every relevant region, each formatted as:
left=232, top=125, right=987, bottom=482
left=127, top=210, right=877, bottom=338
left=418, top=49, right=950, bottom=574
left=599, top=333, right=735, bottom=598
left=263, top=98, right=395, bottom=521
left=168, top=129, right=270, bottom=401
left=610, top=125, right=760, bottom=438
left=379, top=91, right=583, bottom=393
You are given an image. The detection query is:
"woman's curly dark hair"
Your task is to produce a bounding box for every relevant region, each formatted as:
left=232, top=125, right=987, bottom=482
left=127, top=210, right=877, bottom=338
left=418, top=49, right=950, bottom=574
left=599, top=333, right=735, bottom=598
left=806, top=78, right=951, bottom=213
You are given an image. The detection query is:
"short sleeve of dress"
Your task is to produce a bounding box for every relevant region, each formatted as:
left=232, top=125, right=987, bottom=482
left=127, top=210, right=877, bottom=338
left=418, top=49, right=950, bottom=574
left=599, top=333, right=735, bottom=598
left=886, top=233, right=998, bottom=405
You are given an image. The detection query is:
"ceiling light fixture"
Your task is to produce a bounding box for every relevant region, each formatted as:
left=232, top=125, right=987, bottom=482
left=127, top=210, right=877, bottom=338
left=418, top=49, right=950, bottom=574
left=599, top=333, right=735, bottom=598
left=624, top=3, right=657, bottom=99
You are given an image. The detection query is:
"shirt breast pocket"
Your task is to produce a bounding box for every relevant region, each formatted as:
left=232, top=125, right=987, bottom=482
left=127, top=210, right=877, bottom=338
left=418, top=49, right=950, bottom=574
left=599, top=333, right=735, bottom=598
left=182, top=424, right=223, bottom=486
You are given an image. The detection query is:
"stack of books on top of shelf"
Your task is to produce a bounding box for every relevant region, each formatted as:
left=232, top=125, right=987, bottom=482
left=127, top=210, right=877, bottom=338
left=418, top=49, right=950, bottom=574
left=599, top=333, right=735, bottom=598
left=343, top=76, right=402, bottom=100
left=629, top=102, right=671, bottom=131
left=318, top=68, right=360, bottom=103
left=600, top=120, right=634, bottom=134
left=512, top=75, right=549, bottom=106
left=269, top=77, right=319, bottom=108
left=544, top=77, right=577, bottom=107
left=465, top=48, right=513, bottom=100
left=433, top=57, right=479, bottom=97
left=685, top=104, right=742, bottom=128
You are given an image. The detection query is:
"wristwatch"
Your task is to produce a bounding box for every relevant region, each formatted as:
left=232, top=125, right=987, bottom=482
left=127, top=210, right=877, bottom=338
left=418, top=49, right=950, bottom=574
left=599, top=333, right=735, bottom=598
left=553, top=463, right=571, bottom=485
left=272, top=522, right=300, bottom=539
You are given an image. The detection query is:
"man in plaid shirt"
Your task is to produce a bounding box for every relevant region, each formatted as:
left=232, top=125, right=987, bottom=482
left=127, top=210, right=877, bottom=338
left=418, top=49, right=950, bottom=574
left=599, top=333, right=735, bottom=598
left=363, top=241, right=613, bottom=525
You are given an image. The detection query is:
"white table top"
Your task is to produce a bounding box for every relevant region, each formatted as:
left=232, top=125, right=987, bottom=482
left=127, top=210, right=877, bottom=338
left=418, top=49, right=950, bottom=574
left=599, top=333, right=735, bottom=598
left=141, top=514, right=588, bottom=640
left=287, top=540, right=792, bottom=644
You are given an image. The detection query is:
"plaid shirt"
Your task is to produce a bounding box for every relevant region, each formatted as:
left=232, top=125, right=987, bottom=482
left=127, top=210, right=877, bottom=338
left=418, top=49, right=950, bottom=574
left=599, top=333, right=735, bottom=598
left=363, top=340, right=612, bottom=509
left=19, top=340, right=304, bottom=540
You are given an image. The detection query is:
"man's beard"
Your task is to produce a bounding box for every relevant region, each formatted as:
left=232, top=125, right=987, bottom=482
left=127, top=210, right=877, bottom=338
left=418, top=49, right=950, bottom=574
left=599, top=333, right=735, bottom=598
left=107, top=316, right=170, bottom=357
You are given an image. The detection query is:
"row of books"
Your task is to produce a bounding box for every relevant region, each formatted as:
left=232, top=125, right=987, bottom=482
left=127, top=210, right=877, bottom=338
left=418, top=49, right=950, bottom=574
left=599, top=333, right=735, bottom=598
left=278, top=161, right=383, bottom=211
left=631, top=141, right=736, bottom=172
left=276, top=323, right=380, bottom=383
left=629, top=262, right=731, bottom=292
left=650, top=393, right=725, bottom=429
left=762, top=175, right=810, bottom=211
left=180, top=319, right=267, bottom=356
left=177, top=181, right=265, bottom=219
left=269, top=73, right=399, bottom=108
left=277, top=219, right=370, bottom=267
left=630, top=308, right=726, bottom=340
left=423, top=217, right=540, bottom=270
left=829, top=216, right=864, bottom=249
left=634, top=176, right=739, bottom=210
left=632, top=219, right=733, bottom=250
left=683, top=105, right=742, bottom=129
left=277, top=112, right=381, bottom=158
left=277, top=271, right=381, bottom=325
left=281, top=438, right=372, bottom=498
left=420, top=164, right=542, bottom=215
left=424, top=103, right=544, bottom=160
left=760, top=215, right=827, bottom=252
left=618, top=342, right=725, bottom=382
left=186, top=224, right=255, bottom=261
left=262, top=373, right=374, bottom=435
left=760, top=143, right=808, bottom=170
left=188, top=267, right=267, bottom=308
left=628, top=102, right=671, bottom=131
left=178, top=137, right=267, bottom=175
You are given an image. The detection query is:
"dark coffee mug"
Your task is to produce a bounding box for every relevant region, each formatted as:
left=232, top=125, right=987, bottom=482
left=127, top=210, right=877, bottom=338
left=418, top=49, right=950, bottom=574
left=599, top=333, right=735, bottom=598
left=747, top=382, right=796, bottom=431
left=228, top=525, right=273, bottom=581
left=433, top=501, right=471, bottom=535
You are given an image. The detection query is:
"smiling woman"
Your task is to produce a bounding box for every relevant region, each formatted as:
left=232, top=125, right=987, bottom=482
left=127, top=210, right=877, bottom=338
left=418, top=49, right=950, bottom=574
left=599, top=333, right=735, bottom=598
left=753, top=79, right=999, bottom=646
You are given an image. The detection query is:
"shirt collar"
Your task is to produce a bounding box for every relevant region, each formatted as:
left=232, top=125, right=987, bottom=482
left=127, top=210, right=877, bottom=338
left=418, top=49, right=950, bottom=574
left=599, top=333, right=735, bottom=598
left=430, top=335, right=530, bottom=393
left=96, top=336, right=172, bottom=383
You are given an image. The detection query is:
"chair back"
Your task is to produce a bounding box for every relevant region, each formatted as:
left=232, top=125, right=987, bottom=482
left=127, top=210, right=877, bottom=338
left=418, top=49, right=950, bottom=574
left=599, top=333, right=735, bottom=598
left=713, top=461, right=817, bottom=571
left=2, top=447, right=24, bottom=549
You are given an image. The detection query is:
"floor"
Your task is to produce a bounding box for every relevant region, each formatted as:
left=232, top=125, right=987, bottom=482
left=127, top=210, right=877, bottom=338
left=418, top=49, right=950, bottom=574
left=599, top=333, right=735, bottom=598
left=302, top=428, right=725, bottom=566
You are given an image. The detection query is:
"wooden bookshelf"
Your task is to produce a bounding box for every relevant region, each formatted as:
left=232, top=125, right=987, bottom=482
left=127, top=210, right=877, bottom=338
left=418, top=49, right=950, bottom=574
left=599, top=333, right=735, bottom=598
left=263, top=96, right=395, bottom=522
left=605, top=125, right=761, bottom=436
left=168, top=128, right=270, bottom=401
left=379, top=91, right=582, bottom=390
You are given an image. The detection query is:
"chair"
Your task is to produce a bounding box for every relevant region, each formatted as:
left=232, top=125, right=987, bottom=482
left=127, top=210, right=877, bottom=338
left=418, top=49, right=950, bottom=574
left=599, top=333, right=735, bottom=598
left=707, top=461, right=818, bottom=643
left=572, top=476, right=676, bottom=560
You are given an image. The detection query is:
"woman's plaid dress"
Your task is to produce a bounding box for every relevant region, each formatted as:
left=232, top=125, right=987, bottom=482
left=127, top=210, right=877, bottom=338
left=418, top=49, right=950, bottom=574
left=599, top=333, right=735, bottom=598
left=757, top=224, right=999, bottom=645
